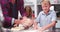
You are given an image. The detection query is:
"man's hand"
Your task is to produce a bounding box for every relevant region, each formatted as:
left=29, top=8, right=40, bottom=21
left=14, top=19, right=24, bottom=27
left=14, top=19, right=22, bottom=25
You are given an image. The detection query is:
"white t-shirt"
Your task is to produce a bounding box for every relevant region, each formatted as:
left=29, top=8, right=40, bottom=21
left=0, top=5, right=4, bottom=21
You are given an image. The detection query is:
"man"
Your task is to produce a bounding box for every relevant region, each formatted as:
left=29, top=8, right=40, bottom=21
left=34, top=0, right=56, bottom=32
left=1, top=0, right=25, bottom=28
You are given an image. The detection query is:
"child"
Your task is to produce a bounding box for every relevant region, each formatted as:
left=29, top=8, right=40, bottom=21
left=34, top=0, right=56, bottom=32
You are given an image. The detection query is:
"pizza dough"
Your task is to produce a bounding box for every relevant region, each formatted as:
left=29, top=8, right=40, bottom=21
left=11, top=24, right=24, bottom=31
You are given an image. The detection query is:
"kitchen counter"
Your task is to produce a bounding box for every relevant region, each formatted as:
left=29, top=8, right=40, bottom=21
left=2, top=28, right=60, bottom=32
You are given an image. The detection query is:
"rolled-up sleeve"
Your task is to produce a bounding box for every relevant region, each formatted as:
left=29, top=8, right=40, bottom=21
left=1, top=0, right=13, bottom=27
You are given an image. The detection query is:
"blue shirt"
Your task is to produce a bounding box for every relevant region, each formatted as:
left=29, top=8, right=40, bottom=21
left=36, top=10, right=56, bottom=30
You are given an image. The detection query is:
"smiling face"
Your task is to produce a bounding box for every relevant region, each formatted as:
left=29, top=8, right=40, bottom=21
left=41, top=0, right=51, bottom=13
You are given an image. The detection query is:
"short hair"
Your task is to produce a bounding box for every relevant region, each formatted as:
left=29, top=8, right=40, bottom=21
left=41, top=0, right=51, bottom=5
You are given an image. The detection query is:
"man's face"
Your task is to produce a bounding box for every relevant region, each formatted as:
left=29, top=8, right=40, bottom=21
left=41, top=1, right=50, bottom=12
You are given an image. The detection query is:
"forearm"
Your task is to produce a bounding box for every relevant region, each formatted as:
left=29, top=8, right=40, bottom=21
left=1, top=3, right=13, bottom=26
left=33, top=20, right=39, bottom=29
left=41, top=21, right=56, bottom=31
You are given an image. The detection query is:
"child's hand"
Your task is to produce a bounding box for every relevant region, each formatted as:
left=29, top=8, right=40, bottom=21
left=38, top=27, right=44, bottom=32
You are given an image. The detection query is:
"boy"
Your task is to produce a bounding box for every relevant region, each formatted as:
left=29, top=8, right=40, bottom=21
left=34, top=0, right=56, bottom=32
